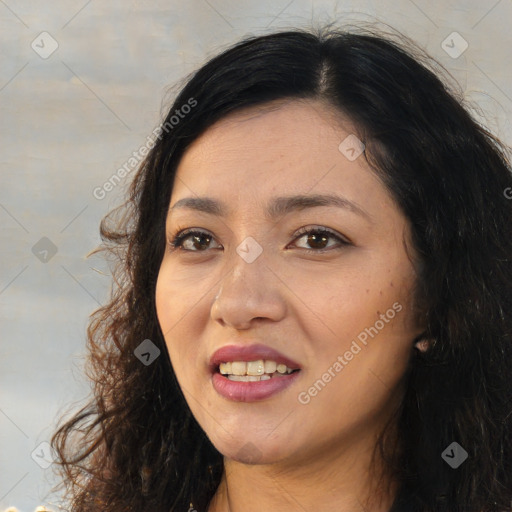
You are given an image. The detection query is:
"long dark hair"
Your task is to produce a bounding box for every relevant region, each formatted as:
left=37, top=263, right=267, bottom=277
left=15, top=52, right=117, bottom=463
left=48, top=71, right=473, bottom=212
left=50, top=25, right=512, bottom=512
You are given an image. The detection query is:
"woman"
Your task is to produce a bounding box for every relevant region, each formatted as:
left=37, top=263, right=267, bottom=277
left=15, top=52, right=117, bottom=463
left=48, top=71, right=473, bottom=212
left=51, top=26, right=512, bottom=512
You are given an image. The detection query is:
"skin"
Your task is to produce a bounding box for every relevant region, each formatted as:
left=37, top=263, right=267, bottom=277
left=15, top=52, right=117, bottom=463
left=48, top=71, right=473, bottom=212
left=155, top=98, right=424, bottom=512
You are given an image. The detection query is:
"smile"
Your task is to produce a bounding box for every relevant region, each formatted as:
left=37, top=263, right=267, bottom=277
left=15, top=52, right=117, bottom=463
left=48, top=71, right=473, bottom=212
left=219, top=359, right=298, bottom=380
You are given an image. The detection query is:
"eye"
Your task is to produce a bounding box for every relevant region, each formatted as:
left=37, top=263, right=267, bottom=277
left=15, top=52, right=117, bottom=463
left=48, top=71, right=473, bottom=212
left=291, top=226, right=351, bottom=253
left=168, top=228, right=221, bottom=252
left=167, top=226, right=351, bottom=254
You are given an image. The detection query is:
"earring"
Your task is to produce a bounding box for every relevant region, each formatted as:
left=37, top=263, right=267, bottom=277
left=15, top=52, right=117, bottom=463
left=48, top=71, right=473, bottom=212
left=414, top=339, right=430, bottom=352
left=414, top=335, right=437, bottom=352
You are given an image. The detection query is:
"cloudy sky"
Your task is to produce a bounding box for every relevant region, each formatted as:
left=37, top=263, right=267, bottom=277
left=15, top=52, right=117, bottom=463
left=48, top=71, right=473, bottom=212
left=1, top=1, right=511, bottom=510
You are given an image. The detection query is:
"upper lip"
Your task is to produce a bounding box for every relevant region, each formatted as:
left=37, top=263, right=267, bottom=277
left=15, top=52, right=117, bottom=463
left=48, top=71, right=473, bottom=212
left=209, top=343, right=302, bottom=373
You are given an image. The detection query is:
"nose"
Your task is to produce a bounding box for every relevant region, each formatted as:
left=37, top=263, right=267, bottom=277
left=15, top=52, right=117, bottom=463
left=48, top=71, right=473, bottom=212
left=210, top=255, right=287, bottom=330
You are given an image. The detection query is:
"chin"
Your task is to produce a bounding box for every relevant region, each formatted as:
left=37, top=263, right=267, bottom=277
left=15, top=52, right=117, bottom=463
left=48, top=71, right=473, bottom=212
left=211, top=435, right=289, bottom=465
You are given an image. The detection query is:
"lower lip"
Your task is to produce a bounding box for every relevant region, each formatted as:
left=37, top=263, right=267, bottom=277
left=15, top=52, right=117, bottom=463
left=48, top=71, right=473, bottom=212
left=212, top=371, right=301, bottom=402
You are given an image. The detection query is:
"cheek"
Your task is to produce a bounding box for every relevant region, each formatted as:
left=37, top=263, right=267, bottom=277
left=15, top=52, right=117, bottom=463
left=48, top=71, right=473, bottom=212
left=293, top=268, right=417, bottom=396
left=155, top=268, right=174, bottom=341
left=288, top=259, right=412, bottom=333
left=155, top=269, right=189, bottom=369
left=155, top=264, right=212, bottom=373
left=330, top=283, right=416, bottom=393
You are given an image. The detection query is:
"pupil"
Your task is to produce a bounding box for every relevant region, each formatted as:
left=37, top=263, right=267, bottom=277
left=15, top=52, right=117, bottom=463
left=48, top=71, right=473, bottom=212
left=193, top=234, right=210, bottom=250
left=308, top=233, right=327, bottom=249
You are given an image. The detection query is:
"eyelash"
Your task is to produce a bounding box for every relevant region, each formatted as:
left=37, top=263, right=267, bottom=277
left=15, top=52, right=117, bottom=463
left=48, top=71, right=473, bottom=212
left=167, top=225, right=351, bottom=255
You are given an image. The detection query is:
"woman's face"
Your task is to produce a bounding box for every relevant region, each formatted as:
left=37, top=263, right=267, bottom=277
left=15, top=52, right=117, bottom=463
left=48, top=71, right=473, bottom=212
left=155, top=99, right=423, bottom=467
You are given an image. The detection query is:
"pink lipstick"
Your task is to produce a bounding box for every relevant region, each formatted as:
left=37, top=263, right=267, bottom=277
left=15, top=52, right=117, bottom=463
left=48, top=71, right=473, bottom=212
left=209, top=343, right=302, bottom=402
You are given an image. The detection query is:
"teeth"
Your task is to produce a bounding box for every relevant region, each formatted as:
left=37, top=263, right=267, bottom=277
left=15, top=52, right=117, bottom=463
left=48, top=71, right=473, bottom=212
left=220, top=362, right=232, bottom=374
left=227, top=374, right=272, bottom=382
left=247, top=360, right=265, bottom=375
left=219, top=359, right=297, bottom=378
left=277, top=363, right=287, bottom=374
left=231, top=361, right=246, bottom=375
left=264, top=360, right=277, bottom=373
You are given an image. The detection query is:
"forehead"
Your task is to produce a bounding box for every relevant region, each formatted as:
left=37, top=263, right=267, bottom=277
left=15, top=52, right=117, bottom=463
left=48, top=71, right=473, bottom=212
left=169, top=99, right=398, bottom=226
left=181, top=99, right=350, bottom=165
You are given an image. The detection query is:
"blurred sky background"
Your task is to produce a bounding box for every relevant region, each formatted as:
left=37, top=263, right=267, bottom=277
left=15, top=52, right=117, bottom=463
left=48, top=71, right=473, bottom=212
left=1, top=1, right=511, bottom=510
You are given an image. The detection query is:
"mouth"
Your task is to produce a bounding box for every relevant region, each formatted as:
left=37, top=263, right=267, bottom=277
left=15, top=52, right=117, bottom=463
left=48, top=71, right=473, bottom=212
left=209, top=343, right=302, bottom=374
left=209, top=344, right=302, bottom=402
left=214, top=360, right=300, bottom=381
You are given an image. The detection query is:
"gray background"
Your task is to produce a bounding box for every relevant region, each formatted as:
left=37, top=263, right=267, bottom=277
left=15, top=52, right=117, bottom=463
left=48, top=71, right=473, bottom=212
left=1, top=1, right=511, bottom=510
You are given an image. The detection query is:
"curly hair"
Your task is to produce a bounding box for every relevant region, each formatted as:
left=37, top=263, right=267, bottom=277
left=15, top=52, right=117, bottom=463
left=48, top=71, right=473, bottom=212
left=50, top=25, right=512, bottom=512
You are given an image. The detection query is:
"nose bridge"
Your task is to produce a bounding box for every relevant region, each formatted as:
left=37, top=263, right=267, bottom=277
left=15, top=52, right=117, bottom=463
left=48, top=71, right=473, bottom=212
left=222, top=242, right=270, bottom=301
left=211, top=241, right=286, bottom=327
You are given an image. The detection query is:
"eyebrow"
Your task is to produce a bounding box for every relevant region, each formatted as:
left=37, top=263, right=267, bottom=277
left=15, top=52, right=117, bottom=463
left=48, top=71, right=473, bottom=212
left=168, top=193, right=372, bottom=222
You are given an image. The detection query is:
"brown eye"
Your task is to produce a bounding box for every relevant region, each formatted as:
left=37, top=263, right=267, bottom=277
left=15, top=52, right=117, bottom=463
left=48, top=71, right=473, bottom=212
left=292, top=227, right=351, bottom=253
left=169, top=230, right=220, bottom=252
